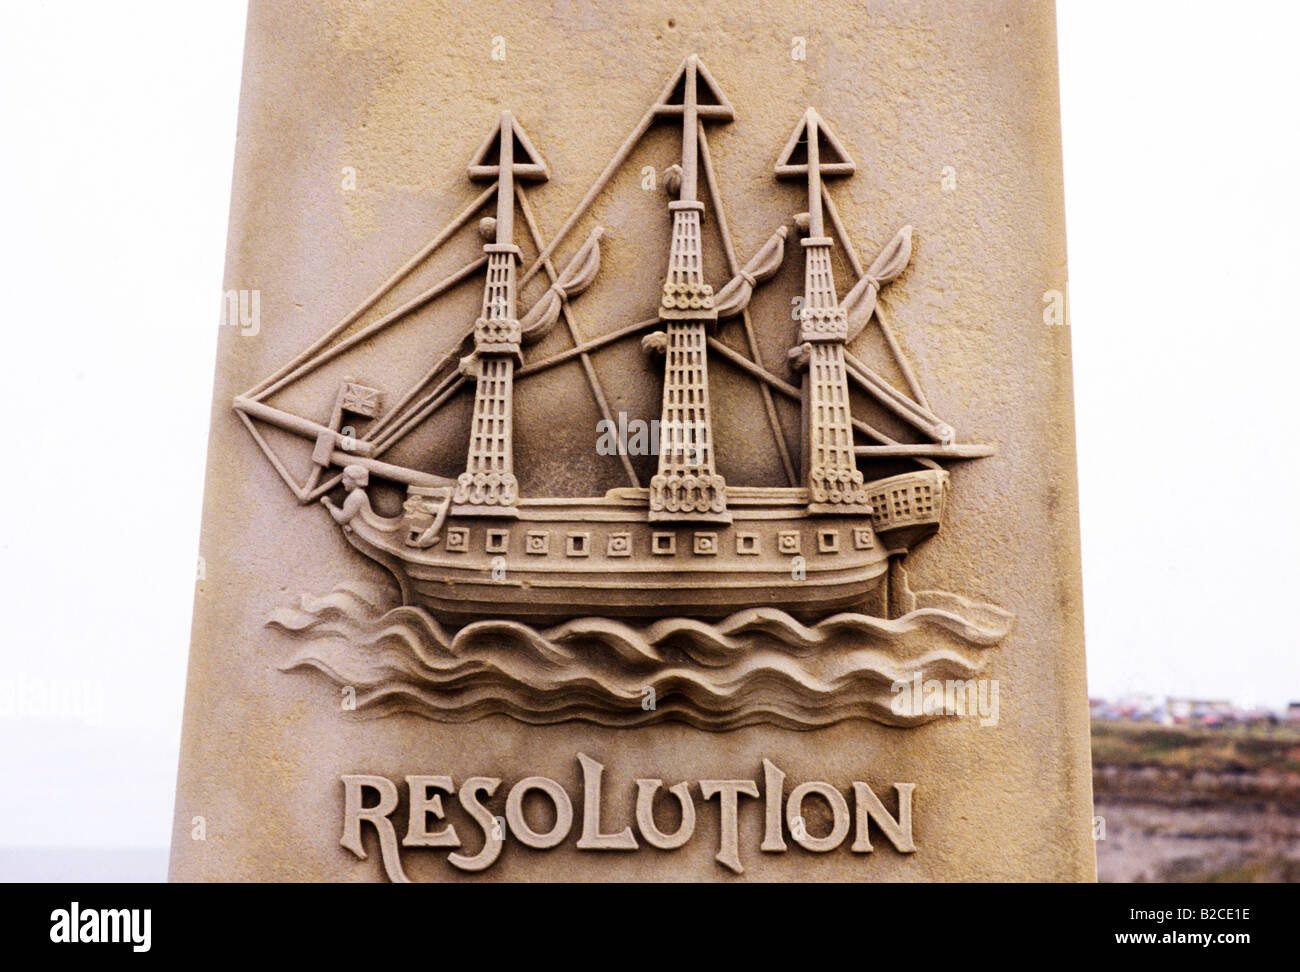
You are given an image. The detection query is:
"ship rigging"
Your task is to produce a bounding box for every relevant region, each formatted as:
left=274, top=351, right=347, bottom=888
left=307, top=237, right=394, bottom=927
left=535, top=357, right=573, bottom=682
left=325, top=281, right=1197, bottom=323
left=233, top=54, right=995, bottom=622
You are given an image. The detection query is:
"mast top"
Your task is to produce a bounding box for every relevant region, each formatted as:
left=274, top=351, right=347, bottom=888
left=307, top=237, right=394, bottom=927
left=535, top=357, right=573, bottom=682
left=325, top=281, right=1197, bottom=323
left=467, top=111, right=550, bottom=183
left=654, top=55, right=734, bottom=204
left=468, top=111, right=549, bottom=246
left=651, top=54, right=735, bottom=121
left=776, top=108, right=855, bottom=238
left=774, top=108, right=856, bottom=179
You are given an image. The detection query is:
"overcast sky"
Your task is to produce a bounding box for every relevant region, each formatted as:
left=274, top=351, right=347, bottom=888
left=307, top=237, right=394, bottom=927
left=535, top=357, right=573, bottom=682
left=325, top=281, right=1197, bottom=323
left=0, top=3, right=1296, bottom=862
left=1059, top=1, right=1300, bottom=709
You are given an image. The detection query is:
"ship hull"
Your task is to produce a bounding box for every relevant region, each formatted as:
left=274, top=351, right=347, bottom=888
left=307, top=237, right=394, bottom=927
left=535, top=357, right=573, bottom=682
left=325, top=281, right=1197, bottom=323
left=340, top=474, right=946, bottom=623
left=400, top=557, right=884, bottom=622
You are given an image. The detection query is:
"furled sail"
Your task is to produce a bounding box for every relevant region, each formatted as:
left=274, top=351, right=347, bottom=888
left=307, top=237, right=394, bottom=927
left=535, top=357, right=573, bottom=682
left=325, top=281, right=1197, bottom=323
left=712, top=225, right=788, bottom=318
left=519, top=227, right=605, bottom=342
left=843, top=224, right=912, bottom=341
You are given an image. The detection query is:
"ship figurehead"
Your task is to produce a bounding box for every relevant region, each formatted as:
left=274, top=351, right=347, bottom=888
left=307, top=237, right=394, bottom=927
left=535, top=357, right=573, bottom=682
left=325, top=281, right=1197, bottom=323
left=233, top=54, right=996, bottom=624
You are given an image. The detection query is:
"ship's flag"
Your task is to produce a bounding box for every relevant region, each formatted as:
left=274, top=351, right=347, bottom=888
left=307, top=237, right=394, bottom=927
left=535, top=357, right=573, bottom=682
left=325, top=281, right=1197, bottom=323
left=340, top=382, right=382, bottom=418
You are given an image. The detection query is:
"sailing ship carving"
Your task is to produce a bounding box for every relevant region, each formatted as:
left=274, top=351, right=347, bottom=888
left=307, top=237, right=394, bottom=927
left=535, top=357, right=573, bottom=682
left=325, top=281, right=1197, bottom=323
left=235, top=55, right=995, bottom=624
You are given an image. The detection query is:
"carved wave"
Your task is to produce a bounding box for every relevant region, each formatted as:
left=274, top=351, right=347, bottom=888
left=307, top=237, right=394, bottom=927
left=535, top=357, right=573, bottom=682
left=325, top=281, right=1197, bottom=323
left=269, top=581, right=1014, bottom=730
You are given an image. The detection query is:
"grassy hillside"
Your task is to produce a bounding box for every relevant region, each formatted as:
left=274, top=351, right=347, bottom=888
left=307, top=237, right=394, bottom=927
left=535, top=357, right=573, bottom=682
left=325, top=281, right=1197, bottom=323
left=1092, top=720, right=1300, bottom=773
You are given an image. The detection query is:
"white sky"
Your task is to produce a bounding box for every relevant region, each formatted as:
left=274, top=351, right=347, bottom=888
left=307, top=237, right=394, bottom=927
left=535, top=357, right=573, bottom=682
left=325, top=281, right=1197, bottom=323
left=1059, top=1, right=1300, bottom=710
left=0, top=2, right=1295, bottom=860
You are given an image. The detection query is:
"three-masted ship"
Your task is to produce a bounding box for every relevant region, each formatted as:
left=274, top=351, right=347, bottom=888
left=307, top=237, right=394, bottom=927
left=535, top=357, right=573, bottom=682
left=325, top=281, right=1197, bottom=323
left=234, top=55, right=993, bottom=622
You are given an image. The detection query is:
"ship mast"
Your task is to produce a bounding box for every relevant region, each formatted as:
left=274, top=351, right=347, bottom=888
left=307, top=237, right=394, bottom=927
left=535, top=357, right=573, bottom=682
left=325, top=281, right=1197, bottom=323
left=779, top=109, right=871, bottom=513
left=453, top=112, right=548, bottom=516
left=648, top=55, right=733, bottom=523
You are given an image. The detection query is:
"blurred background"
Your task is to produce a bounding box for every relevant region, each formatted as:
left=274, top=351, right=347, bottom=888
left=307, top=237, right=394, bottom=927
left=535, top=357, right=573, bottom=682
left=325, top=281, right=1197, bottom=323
left=1060, top=1, right=1300, bottom=881
left=0, top=1, right=1296, bottom=881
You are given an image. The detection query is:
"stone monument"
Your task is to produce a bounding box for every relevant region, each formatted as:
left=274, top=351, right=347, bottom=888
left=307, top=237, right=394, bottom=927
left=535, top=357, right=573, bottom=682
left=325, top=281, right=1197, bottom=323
left=172, top=0, right=1093, bottom=881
